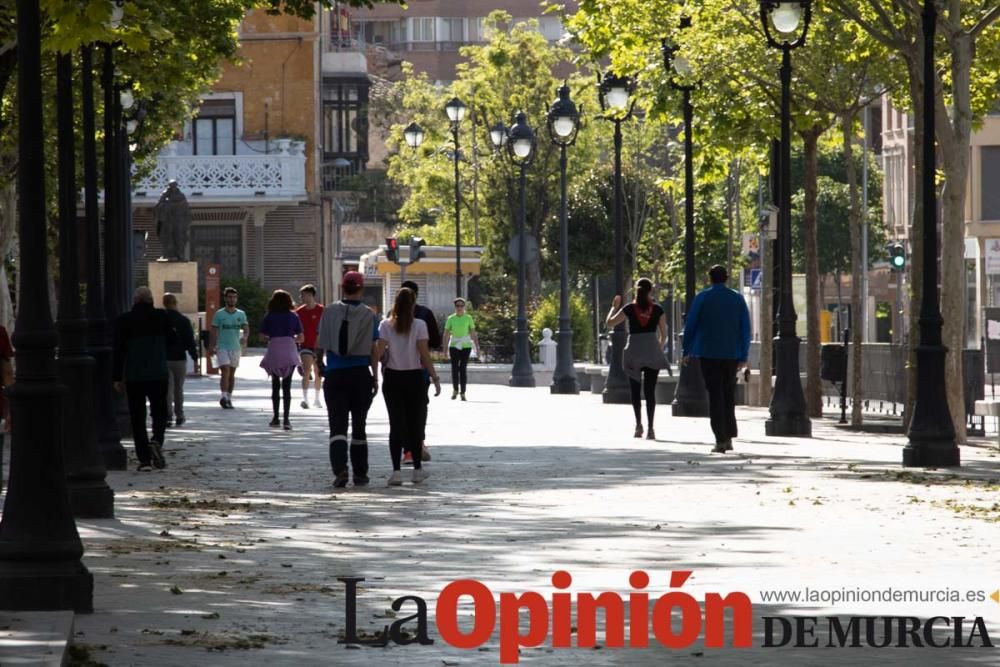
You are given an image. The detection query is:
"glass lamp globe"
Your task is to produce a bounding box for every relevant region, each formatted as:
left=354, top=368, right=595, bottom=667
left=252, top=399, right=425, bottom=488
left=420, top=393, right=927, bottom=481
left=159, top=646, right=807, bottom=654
left=403, top=122, right=424, bottom=149
left=120, top=89, right=134, bottom=110
left=445, top=97, right=467, bottom=123
left=126, top=119, right=139, bottom=135
left=672, top=55, right=691, bottom=77
left=489, top=123, right=508, bottom=148
left=552, top=115, right=575, bottom=138
left=772, top=2, right=802, bottom=33
left=605, top=85, right=629, bottom=111
left=512, top=138, right=532, bottom=159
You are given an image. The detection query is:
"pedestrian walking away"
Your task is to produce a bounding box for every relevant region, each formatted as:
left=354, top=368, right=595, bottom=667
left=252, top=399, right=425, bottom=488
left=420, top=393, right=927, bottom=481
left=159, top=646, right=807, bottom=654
left=209, top=287, right=247, bottom=410
left=112, top=287, right=174, bottom=471
left=682, top=265, right=751, bottom=453
left=442, top=297, right=479, bottom=401
left=316, top=271, right=379, bottom=488
left=260, top=289, right=304, bottom=431
left=377, top=287, right=441, bottom=486
left=606, top=278, right=668, bottom=440
left=162, top=292, right=198, bottom=428
left=401, top=280, right=440, bottom=464
left=295, top=284, right=324, bottom=410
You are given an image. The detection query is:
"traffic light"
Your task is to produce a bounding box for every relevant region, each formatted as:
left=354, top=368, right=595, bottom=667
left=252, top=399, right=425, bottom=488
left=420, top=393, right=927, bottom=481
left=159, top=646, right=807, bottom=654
left=889, top=242, right=906, bottom=272
left=410, top=237, right=427, bottom=264
left=385, top=237, right=399, bottom=263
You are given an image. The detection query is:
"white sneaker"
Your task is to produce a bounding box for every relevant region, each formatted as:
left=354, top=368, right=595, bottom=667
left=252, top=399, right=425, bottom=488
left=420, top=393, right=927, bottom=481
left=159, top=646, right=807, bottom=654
left=313, top=399, right=323, bottom=408
left=412, top=468, right=429, bottom=484
left=387, top=471, right=403, bottom=486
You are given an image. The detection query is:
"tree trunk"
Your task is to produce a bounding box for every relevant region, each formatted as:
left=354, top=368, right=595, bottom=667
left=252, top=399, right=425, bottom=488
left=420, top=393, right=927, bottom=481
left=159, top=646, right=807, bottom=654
left=843, top=112, right=864, bottom=426
left=802, top=126, right=823, bottom=418
left=934, top=31, right=973, bottom=444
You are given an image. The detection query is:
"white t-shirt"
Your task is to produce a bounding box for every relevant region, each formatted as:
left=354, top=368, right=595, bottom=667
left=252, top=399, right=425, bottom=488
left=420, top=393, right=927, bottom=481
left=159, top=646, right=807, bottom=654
left=378, top=318, right=428, bottom=371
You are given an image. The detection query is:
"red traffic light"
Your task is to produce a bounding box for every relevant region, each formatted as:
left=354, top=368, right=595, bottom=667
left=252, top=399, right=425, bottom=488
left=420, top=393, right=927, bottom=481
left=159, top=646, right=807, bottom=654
left=386, top=237, right=399, bottom=262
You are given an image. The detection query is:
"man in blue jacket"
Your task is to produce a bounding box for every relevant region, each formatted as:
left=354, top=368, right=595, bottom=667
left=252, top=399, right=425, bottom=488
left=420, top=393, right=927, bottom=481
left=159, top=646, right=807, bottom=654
left=682, top=265, right=751, bottom=453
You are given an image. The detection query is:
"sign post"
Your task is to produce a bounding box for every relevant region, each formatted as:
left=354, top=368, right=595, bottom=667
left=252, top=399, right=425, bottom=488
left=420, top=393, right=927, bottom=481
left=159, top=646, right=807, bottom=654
left=204, top=264, right=221, bottom=375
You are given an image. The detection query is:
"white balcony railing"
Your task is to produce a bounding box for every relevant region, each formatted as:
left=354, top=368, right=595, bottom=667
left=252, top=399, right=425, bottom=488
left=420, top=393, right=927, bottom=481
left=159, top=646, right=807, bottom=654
left=132, top=145, right=307, bottom=202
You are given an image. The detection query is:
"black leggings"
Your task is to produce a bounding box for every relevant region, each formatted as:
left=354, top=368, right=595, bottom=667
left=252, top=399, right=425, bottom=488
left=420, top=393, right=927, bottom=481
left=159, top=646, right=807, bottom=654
left=383, top=369, right=426, bottom=470
left=271, top=373, right=292, bottom=421
left=449, top=347, right=472, bottom=393
left=630, top=368, right=659, bottom=426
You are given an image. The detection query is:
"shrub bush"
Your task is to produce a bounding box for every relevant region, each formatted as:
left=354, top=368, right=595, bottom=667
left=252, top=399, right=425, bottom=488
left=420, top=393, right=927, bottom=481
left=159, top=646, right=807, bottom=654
left=529, top=292, right=593, bottom=361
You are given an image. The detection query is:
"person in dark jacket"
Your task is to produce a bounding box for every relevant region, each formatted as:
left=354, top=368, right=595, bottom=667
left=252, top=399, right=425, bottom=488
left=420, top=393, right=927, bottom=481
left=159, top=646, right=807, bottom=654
left=114, top=287, right=174, bottom=471
left=162, top=292, right=197, bottom=427
left=682, top=265, right=751, bottom=453
left=401, top=280, right=439, bottom=464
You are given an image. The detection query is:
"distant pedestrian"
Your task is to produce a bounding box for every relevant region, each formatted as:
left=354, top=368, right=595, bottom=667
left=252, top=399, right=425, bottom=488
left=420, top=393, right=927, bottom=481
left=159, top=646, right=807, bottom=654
left=377, top=287, right=441, bottom=486
left=401, top=280, right=440, bottom=464
left=113, top=287, right=173, bottom=471
left=162, top=293, right=198, bottom=428
left=209, top=287, right=247, bottom=409
left=295, top=284, right=324, bottom=410
left=606, top=278, right=668, bottom=440
left=316, top=271, right=379, bottom=488
left=0, top=325, right=12, bottom=434
left=261, top=289, right=304, bottom=431
left=682, top=265, right=751, bottom=453
left=442, top=297, right=479, bottom=401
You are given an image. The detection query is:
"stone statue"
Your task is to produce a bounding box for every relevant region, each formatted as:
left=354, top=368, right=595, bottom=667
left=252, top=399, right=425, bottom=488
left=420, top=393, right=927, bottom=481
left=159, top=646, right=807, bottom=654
left=153, top=180, right=191, bottom=261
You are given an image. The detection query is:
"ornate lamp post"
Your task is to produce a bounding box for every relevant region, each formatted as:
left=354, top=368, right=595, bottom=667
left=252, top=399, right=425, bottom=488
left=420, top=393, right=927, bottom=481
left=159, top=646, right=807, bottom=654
left=56, top=50, right=115, bottom=518
left=0, top=0, right=93, bottom=612
left=759, top=0, right=812, bottom=437
left=547, top=85, right=581, bottom=394
left=494, top=112, right=536, bottom=387
left=445, top=97, right=467, bottom=297
left=903, top=0, right=959, bottom=466
left=597, top=72, right=636, bottom=404
left=663, top=17, right=709, bottom=417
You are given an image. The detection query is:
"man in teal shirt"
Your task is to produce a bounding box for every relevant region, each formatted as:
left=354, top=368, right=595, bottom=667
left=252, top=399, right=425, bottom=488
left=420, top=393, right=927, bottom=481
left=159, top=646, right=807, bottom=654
left=209, top=287, right=248, bottom=409
left=682, top=265, right=751, bottom=453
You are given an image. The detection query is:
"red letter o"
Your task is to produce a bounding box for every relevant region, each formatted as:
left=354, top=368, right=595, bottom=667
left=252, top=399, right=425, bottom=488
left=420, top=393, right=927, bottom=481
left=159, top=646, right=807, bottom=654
left=436, top=580, right=496, bottom=649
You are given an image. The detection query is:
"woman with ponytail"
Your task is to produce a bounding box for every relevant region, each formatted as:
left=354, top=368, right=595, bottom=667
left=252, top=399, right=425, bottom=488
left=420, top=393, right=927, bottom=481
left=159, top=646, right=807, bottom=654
left=606, top=278, right=668, bottom=439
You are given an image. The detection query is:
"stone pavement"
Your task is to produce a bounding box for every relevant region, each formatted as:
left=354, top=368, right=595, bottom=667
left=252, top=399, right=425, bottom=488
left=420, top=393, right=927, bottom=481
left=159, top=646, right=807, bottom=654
left=30, top=353, right=1000, bottom=665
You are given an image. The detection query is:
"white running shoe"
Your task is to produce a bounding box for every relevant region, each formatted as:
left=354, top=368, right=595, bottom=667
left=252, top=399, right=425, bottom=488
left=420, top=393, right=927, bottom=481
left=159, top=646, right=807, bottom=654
left=412, top=468, right=429, bottom=484
left=313, top=399, right=323, bottom=408
left=387, top=471, right=403, bottom=486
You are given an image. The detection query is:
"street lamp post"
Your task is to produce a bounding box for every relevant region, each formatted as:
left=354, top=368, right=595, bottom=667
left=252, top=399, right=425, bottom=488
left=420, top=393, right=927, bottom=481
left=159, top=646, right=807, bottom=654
left=547, top=84, right=581, bottom=395
left=598, top=72, right=635, bottom=404
left=56, top=51, right=115, bottom=519
left=903, top=0, right=959, bottom=467
left=446, top=97, right=466, bottom=298
left=759, top=0, right=812, bottom=437
left=663, top=18, right=709, bottom=417
left=0, top=0, right=93, bottom=612
left=496, top=112, right=536, bottom=387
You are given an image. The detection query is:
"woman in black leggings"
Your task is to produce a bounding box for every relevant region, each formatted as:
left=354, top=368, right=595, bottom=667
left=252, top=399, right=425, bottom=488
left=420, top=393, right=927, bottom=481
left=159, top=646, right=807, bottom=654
left=259, top=290, right=304, bottom=430
left=606, top=278, right=668, bottom=439
left=442, top=298, right=480, bottom=400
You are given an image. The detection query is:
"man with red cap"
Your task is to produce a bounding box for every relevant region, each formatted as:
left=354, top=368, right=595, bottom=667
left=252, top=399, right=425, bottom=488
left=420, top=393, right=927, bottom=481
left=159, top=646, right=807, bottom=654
left=315, top=271, right=380, bottom=488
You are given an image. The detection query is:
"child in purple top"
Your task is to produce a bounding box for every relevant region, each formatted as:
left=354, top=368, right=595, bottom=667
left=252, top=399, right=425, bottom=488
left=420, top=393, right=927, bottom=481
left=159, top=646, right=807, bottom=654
left=260, top=290, right=303, bottom=430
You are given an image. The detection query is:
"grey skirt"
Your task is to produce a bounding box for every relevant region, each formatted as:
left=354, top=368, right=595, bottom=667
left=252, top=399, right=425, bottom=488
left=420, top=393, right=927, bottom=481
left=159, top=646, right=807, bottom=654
left=623, top=331, right=668, bottom=381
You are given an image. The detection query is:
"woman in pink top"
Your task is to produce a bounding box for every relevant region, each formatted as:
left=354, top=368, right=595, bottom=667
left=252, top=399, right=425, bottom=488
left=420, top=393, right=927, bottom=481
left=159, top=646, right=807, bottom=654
left=376, top=288, right=441, bottom=486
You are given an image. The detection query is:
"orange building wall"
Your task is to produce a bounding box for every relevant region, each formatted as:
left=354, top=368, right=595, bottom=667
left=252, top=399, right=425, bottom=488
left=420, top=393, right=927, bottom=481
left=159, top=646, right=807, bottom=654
left=213, top=10, right=318, bottom=192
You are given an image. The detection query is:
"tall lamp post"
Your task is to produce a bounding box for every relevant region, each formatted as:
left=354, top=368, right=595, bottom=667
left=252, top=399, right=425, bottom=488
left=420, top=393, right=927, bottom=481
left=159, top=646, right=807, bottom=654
left=495, top=112, right=537, bottom=387
left=445, top=97, right=466, bottom=298
left=598, top=72, right=636, bottom=404
left=0, top=0, right=93, bottom=612
left=903, top=0, right=959, bottom=466
left=663, top=17, right=709, bottom=417
left=759, top=0, right=812, bottom=437
left=548, top=85, right=581, bottom=395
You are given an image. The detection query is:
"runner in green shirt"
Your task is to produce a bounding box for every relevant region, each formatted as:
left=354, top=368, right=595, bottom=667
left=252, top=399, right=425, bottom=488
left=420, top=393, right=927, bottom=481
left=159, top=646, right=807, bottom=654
left=443, top=297, right=480, bottom=400
left=209, top=287, right=248, bottom=409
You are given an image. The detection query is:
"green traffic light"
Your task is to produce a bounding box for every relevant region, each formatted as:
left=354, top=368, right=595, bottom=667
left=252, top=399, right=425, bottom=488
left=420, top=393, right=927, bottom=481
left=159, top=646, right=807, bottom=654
left=892, top=255, right=905, bottom=267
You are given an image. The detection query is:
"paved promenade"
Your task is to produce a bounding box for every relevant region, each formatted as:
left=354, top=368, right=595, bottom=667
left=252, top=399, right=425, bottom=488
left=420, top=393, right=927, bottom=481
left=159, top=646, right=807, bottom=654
left=49, top=354, right=1000, bottom=665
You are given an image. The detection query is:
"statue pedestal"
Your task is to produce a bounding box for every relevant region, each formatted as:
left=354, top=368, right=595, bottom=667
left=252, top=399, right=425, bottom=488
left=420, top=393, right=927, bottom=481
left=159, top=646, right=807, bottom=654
left=148, top=261, right=199, bottom=314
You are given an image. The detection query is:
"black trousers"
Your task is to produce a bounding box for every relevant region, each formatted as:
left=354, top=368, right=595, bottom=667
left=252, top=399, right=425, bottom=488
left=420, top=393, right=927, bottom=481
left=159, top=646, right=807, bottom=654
left=271, top=373, right=292, bottom=420
left=323, top=365, right=373, bottom=478
left=383, top=369, right=426, bottom=471
left=699, top=358, right=739, bottom=444
left=629, top=368, right=659, bottom=426
left=126, top=379, right=168, bottom=465
left=449, top=347, right=472, bottom=393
